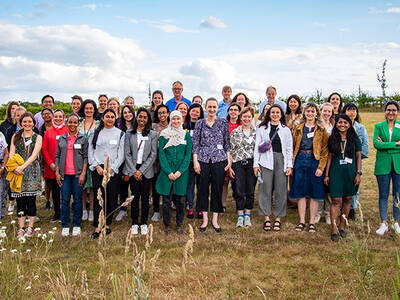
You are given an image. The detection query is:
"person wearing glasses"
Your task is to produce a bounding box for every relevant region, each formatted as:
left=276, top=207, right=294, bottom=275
left=165, top=81, right=192, bottom=111
left=34, top=95, right=55, bottom=130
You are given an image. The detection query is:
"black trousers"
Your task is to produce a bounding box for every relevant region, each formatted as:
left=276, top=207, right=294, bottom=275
left=152, top=172, right=160, bottom=213
left=131, top=175, right=151, bottom=225
left=198, top=160, right=226, bottom=213
left=16, top=196, right=36, bottom=217
left=118, top=177, right=129, bottom=212
left=162, top=189, right=185, bottom=227
left=92, top=169, right=121, bottom=227
left=47, top=178, right=61, bottom=218
left=232, top=160, right=257, bottom=211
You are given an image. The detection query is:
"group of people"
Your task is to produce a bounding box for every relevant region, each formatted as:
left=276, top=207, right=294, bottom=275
left=0, top=81, right=399, bottom=242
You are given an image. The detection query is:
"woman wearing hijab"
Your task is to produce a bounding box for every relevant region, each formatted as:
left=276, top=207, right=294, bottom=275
left=156, top=110, right=192, bottom=234
left=42, top=109, right=68, bottom=222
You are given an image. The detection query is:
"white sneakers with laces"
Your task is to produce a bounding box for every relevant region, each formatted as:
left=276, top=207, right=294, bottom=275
left=131, top=225, right=139, bottom=235
left=72, top=227, right=81, bottom=236
left=62, top=228, right=70, bottom=237
left=376, top=222, right=389, bottom=236
left=140, top=224, right=148, bottom=235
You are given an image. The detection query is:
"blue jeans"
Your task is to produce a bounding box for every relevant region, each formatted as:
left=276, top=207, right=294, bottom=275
left=376, top=171, right=400, bottom=222
left=61, top=175, right=83, bottom=228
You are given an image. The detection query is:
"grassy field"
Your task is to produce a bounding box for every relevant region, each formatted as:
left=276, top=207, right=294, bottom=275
left=0, top=112, right=399, bottom=299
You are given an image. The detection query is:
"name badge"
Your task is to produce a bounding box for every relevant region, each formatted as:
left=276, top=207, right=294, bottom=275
left=109, top=140, right=117, bottom=145
left=217, top=144, right=223, bottom=150
left=56, top=135, right=61, bottom=140
left=339, top=159, right=347, bottom=165
left=73, top=144, right=82, bottom=149
left=25, top=139, right=32, bottom=146
left=395, top=123, right=400, bottom=129
left=180, top=140, right=187, bottom=145
left=190, top=130, right=193, bottom=137
left=307, top=132, right=314, bottom=138
left=142, top=136, right=149, bottom=141
left=344, top=157, right=353, bottom=164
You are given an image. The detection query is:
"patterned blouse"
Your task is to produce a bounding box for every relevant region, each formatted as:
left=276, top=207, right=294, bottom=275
left=12, top=133, right=41, bottom=197
left=192, top=118, right=230, bottom=163
left=230, top=126, right=256, bottom=163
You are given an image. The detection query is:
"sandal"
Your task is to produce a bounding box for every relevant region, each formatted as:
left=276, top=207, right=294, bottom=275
left=308, top=223, right=317, bottom=233
left=295, top=223, right=306, bottom=232
left=273, top=220, right=281, bottom=232
left=263, top=220, right=272, bottom=232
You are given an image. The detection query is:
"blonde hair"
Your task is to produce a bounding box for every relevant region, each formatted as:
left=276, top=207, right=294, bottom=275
left=319, top=102, right=335, bottom=128
left=300, top=102, right=324, bottom=129
left=240, top=106, right=255, bottom=118
left=107, top=97, right=121, bottom=116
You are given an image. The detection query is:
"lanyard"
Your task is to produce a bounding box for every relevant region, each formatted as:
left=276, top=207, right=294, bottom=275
left=138, top=140, right=144, bottom=151
left=22, top=132, right=33, bottom=155
left=340, top=140, right=347, bottom=159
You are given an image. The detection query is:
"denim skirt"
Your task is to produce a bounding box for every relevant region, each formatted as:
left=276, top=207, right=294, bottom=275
left=289, top=152, right=325, bottom=201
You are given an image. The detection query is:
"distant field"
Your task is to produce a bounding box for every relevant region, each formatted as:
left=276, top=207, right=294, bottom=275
left=0, top=112, right=398, bottom=299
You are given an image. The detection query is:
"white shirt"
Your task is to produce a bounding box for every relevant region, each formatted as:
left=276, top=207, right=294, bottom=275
left=253, top=122, right=293, bottom=171
left=136, top=132, right=146, bottom=164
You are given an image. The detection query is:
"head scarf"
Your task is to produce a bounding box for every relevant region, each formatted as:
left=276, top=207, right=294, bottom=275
left=52, top=109, right=66, bottom=129
left=160, top=110, right=186, bottom=149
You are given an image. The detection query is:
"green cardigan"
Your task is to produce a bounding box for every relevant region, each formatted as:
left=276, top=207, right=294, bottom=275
left=373, top=120, right=400, bottom=175
left=156, top=131, right=192, bottom=196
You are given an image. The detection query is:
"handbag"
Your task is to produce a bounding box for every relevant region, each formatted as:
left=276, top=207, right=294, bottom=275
left=258, top=127, right=279, bottom=153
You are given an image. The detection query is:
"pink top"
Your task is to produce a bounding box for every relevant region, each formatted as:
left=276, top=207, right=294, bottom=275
left=64, top=133, right=77, bottom=175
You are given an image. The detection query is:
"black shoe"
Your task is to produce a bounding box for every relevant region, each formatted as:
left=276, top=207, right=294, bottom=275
left=331, top=233, right=339, bottom=242
left=50, top=216, right=60, bottom=223
left=91, top=231, right=100, bottom=239
left=164, top=226, right=171, bottom=235
left=177, top=226, right=184, bottom=234
left=212, top=225, right=222, bottom=233
left=197, top=211, right=203, bottom=219
left=187, top=210, right=194, bottom=219
left=106, top=228, right=111, bottom=235
left=348, top=209, right=356, bottom=221
left=199, top=225, right=207, bottom=232
left=338, top=229, right=347, bottom=238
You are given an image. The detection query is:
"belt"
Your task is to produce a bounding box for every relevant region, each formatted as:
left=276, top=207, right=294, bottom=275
left=299, top=150, right=312, bottom=154
left=240, top=158, right=253, bottom=165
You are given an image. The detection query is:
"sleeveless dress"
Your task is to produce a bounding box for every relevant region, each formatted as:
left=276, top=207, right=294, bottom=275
left=11, top=133, right=41, bottom=198
left=79, top=120, right=99, bottom=191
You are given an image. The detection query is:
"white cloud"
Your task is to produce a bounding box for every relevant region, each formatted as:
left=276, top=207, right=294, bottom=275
left=387, top=7, right=400, bottom=12
left=200, top=16, right=227, bottom=29
left=152, top=24, right=198, bottom=33
left=82, top=4, right=97, bottom=11
left=128, top=18, right=139, bottom=24
left=368, top=6, right=400, bottom=13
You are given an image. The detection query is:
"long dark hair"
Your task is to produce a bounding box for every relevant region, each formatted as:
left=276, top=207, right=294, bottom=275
left=327, top=92, right=343, bottom=113
left=151, top=90, right=164, bottom=109
left=13, top=112, right=36, bottom=146
left=259, top=104, right=286, bottom=128
left=120, top=105, right=136, bottom=132
left=131, top=108, right=152, bottom=137
left=153, top=104, right=170, bottom=124
left=328, top=114, right=358, bottom=157
left=342, top=103, right=360, bottom=123
left=6, top=101, right=19, bottom=120
left=226, top=103, right=241, bottom=124
left=78, top=99, right=98, bottom=118
left=92, top=108, right=117, bottom=148
left=285, top=94, right=302, bottom=115
left=184, top=103, right=204, bottom=129
left=232, top=92, right=251, bottom=107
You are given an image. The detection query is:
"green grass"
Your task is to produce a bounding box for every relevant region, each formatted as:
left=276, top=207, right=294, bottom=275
left=0, top=112, right=399, bottom=299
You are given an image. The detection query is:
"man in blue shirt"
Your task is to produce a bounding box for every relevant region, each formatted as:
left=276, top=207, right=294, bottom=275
left=165, top=81, right=192, bottom=111
left=216, top=85, right=232, bottom=118
left=259, top=86, right=286, bottom=114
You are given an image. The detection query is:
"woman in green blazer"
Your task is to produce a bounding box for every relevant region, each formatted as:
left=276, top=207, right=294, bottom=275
left=156, top=110, right=192, bottom=234
left=373, top=100, right=400, bottom=236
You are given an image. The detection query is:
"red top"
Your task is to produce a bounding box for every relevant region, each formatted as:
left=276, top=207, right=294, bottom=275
left=64, top=133, right=77, bottom=175
left=42, top=126, right=68, bottom=179
left=228, top=122, right=240, bottom=134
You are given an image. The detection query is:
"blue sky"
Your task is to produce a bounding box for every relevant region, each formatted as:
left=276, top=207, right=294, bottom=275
left=0, top=0, right=399, bottom=105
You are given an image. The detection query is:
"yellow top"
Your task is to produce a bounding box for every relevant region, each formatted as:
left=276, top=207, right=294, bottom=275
left=5, top=153, right=24, bottom=193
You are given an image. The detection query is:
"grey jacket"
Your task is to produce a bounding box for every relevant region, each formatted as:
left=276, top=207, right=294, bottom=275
left=123, top=129, right=157, bottom=179
left=55, top=133, right=89, bottom=178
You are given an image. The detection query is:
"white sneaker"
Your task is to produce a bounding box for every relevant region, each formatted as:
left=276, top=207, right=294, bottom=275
left=325, top=213, right=331, bottom=225
left=236, top=216, right=244, bottom=227
left=392, top=223, right=400, bottom=234
left=116, top=210, right=127, bottom=221
left=25, top=227, right=34, bottom=237
left=244, top=215, right=252, bottom=227
left=149, top=196, right=153, bottom=205
left=88, top=211, right=94, bottom=222
left=61, top=227, right=70, bottom=237
left=8, top=201, right=14, bottom=212
left=140, top=224, right=148, bottom=235
left=314, top=213, right=321, bottom=224
left=151, top=212, right=160, bottom=222
left=376, top=222, right=389, bottom=236
left=131, top=225, right=139, bottom=235
left=72, top=227, right=81, bottom=236
left=82, top=210, right=88, bottom=221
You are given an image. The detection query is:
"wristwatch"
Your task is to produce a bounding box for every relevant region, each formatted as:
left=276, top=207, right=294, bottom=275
left=356, top=171, right=362, bottom=175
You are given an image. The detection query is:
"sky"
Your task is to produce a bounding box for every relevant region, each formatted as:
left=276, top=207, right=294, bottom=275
left=0, top=0, right=399, bottom=105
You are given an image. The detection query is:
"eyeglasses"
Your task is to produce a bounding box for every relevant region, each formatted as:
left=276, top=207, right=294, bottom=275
left=173, top=88, right=182, bottom=91
left=386, top=109, right=398, bottom=112
left=158, top=111, right=168, bottom=115
left=229, top=108, right=239, bottom=112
